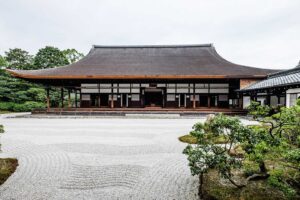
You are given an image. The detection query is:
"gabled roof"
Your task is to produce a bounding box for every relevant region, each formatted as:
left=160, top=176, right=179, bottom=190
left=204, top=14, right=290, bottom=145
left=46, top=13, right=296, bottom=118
left=7, top=44, right=276, bottom=80
left=240, top=63, right=300, bottom=91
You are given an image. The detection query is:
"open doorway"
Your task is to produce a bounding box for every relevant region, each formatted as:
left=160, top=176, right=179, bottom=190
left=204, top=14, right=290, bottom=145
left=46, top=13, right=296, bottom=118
left=145, top=90, right=163, bottom=107
left=199, top=95, right=208, bottom=107
left=179, top=94, right=185, bottom=107
left=100, top=94, right=109, bottom=107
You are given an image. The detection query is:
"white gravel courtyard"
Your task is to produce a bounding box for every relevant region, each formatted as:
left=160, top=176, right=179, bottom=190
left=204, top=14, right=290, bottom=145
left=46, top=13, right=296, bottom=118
left=0, top=116, right=255, bottom=200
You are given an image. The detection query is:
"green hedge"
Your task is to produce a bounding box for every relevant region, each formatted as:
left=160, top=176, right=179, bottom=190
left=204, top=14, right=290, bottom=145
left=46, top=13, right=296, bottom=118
left=0, top=101, right=45, bottom=112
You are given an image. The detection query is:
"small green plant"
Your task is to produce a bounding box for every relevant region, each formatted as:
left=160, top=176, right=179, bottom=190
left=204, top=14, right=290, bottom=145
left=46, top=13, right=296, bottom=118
left=183, top=114, right=257, bottom=197
left=183, top=104, right=300, bottom=199
left=268, top=169, right=296, bottom=199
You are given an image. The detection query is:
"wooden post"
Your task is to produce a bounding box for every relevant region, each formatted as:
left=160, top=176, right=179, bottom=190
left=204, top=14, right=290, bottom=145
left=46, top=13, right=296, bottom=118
left=79, top=89, right=82, bottom=108
left=61, top=88, right=64, bottom=108
left=98, top=96, right=101, bottom=108
left=75, top=90, right=78, bottom=108
left=193, top=94, right=196, bottom=109
left=110, top=84, right=114, bottom=108
left=68, top=89, right=71, bottom=108
left=193, top=83, right=196, bottom=109
left=111, top=94, right=114, bottom=108
left=162, top=89, right=165, bottom=108
left=46, top=87, right=50, bottom=111
left=208, top=95, right=211, bottom=108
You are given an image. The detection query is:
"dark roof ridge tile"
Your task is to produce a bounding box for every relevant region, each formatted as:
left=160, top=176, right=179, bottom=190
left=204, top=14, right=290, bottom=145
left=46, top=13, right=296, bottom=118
left=92, top=44, right=213, bottom=48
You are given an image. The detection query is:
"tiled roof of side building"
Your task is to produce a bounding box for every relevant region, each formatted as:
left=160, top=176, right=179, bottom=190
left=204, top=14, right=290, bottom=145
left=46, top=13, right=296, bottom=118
left=7, top=44, right=277, bottom=80
left=240, top=65, right=300, bottom=91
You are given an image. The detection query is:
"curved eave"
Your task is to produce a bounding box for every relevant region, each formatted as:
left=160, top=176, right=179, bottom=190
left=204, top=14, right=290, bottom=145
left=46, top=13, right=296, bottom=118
left=6, top=69, right=267, bottom=80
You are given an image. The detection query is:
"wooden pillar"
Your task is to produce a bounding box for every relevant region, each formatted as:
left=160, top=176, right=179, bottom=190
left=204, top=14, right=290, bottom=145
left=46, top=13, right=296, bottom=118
left=98, top=96, right=101, bottom=108
left=111, top=94, right=114, bottom=108
left=110, top=84, right=114, bottom=108
left=68, top=89, right=71, bottom=108
left=46, top=87, right=50, bottom=111
left=162, top=89, right=165, bottom=108
left=79, top=89, right=82, bottom=108
left=208, top=95, right=211, bottom=108
left=193, top=83, right=196, bottom=109
left=193, top=95, right=196, bottom=109
left=75, top=89, right=78, bottom=108
left=61, top=88, right=64, bottom=108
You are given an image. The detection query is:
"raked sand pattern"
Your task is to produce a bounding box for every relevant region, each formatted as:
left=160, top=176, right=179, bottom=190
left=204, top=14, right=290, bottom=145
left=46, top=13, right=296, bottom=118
left=0, top=117, right=208, bottom=200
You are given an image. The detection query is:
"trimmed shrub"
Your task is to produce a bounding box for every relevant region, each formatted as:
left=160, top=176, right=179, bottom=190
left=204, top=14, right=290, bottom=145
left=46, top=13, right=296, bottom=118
left=12, top=101, right=45, bottom=112
left=0, top=102, right=14, bottom=111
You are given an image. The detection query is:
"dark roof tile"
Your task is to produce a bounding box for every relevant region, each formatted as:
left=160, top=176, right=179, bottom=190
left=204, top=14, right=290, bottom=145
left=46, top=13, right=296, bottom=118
left=8, top=44, right=276, bottom=79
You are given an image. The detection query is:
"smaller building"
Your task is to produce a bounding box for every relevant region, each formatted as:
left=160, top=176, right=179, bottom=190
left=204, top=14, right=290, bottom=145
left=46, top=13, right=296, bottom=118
left=239, top=61, right=300, bottom=108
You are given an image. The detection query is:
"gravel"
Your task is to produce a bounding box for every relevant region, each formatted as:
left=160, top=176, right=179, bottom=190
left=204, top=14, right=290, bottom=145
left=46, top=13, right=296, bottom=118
left=0, top=117, right=205, bottom=200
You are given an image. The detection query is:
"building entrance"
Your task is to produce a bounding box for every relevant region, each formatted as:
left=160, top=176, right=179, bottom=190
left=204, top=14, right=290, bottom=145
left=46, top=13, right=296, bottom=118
left=100, top=94, right=109, bottom=107
left=199, top=95, right=208, bottom=107
left=144, top=89, right=163, bottom=107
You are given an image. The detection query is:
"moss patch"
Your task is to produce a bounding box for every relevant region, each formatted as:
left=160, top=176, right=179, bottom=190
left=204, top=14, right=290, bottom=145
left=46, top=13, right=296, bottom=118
left=212, top=135, right=228, bottom=144
left=202, top=170, right=288, bottom=200
left=0, top=158, right=18, bottom=185
left=178, top=135, right=198, bottom=144
left=179, top=134, right=229, bottom=145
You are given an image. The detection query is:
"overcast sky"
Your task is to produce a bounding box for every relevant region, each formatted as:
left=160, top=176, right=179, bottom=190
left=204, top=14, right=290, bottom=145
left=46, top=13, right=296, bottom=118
left=0, top=0, right=299, bottom=69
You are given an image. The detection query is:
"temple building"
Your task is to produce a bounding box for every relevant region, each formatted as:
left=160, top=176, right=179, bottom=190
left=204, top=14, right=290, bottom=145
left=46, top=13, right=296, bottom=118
left=7, top=44, right=276, bottom=111
left=239, top=61, right=300, bottom=108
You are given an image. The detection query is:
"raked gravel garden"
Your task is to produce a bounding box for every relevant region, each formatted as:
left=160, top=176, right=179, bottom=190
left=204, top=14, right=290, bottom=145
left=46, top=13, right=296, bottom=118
left=0, top=115, right=255, bottom=200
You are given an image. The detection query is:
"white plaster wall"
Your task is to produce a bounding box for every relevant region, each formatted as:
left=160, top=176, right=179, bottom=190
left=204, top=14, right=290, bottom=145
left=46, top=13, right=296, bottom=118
left=243, top=96, right=251, bottom=109
left=286, top=88, right=300, bottom=107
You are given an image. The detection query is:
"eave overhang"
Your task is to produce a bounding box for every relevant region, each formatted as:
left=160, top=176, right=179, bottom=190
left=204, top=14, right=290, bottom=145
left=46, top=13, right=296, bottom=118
left=6, top=69, right=267, bottom=80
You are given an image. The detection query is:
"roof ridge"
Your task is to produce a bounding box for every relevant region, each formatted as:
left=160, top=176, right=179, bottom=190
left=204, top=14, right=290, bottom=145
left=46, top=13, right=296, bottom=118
left=92, top=44, right=213, bottom=48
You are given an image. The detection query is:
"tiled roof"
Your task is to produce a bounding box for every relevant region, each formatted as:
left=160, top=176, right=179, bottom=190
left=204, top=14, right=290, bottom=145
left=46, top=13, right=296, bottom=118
left=7, top=44, right=276, bottom=80
left=240, top=66, right=300, bottom=91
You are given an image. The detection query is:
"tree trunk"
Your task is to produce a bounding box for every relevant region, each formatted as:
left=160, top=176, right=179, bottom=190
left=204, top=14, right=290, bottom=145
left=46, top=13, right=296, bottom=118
left=199, top=172, right=204, bottom=199
left=259, top=161, right=267, bottom=174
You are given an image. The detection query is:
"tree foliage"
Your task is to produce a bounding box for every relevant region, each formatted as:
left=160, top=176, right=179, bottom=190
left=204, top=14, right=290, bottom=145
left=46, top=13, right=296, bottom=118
left=184, top=103, right=300, bottom=199
left=0, top=56, right=7, bottom=67
left=0, top=46, right=83, bottom=112
left=4, top=48, right=33, bottom=70
left=33, top=46, right=69, bottom=69
left=63, top=48, right=84, bottom=64
left=183, top=114, right=254, bottom=197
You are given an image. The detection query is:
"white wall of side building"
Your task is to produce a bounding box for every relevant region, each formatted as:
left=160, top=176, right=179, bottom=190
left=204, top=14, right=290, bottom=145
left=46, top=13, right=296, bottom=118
left=286, top=88, right=300, bottom=107
left=243, top=96, right=251, bottom=109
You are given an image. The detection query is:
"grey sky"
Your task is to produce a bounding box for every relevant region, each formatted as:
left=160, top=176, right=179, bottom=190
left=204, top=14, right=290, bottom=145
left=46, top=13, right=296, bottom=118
left=0, top=0, right=299, bottom=69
